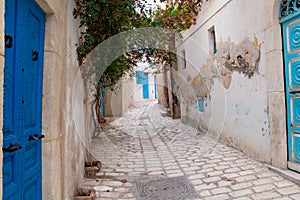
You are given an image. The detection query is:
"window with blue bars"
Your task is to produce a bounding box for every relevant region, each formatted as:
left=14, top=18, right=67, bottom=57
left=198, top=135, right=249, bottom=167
left=198, top=99, right=204, bottom=112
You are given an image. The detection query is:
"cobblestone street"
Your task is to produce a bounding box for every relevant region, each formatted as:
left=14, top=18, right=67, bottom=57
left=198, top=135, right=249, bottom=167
left=81, top=101, right=300, bottom=200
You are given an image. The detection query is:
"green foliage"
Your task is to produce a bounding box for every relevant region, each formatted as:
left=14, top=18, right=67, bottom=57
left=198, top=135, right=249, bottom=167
left=73, top=0, right=145, bottom=64
left=73, top=0, right=207, bottom=122
left=152, top=1, right=202, bottom=31
left=73, top=0, right=207, bottom=90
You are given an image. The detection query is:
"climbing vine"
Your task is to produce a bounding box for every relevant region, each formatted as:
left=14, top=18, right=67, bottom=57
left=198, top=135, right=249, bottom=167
left=73, top=0, right=208, bottom=122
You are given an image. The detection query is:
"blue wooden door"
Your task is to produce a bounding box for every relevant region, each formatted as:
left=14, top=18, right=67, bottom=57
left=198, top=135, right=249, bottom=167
left=141, top=73, right=149, bottom=99
left=3, top=0, right=45, bottom=199
left=136, top=71, right=149, bottom=99
left=283, top=14, right=300, bottom=166
left=142, top=82, right=149, bottom=99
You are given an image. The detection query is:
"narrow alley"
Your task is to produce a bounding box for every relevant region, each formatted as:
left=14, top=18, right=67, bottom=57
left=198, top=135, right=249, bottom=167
left=80, top=101, right=300, bottom=200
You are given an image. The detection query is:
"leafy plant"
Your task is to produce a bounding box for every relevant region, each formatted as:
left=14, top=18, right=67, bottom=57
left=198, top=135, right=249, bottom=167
left=73, top=0, right=207, bottom=122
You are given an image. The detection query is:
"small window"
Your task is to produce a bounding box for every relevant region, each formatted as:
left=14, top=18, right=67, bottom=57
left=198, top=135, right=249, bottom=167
left=198, top=99, right=204, bottom=112
left=182, top=50, right=187, bottom=69
left=208, top=26, right=217, bottom=55
left=136, top=71, right=147, bottom=84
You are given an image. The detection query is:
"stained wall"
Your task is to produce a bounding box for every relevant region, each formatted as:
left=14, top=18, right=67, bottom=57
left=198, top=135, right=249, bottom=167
left=176, top=0, right=285, bottom=166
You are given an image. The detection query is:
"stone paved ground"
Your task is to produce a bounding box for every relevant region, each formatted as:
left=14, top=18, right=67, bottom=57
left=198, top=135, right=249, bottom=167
left=81, top=101, right=300, bottom=200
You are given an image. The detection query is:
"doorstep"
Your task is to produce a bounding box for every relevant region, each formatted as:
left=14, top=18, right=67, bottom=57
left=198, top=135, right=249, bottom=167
left=267, top=164, right=300, bottom=186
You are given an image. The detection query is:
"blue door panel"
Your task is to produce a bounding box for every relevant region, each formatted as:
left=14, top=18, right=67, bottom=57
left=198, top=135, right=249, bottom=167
left=3, top=0, right=22, bottom=199
left=294, top=135, right=300, bottom=162
left=287, top=20, right=300, bottom=53
left=23, top=178, right=38, bottom=200
left=142, top=74, right=149, bottom=99
left=3, top=0, right=45, bottom=199
left=292, top=96, right=300, bottom=125
left=283, top=14, right=300, bottom=164
left=2, top=154, right=19, bottom=200
left=3, top=0, right=17, bottom=137
left=136, top=71, right=149, bottom=99
left=143, top=84, right=149, bottom=99
left=291, top=60, right=300, bottom=88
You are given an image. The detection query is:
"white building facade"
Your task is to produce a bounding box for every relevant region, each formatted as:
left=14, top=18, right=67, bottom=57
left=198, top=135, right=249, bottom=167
left=176, top=0, right=291, bottom=170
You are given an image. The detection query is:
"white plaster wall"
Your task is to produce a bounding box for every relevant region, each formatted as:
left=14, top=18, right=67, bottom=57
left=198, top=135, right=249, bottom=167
left=156, top=72, right=168, bottom=107
left=63, top=0, right=92, bottom=199
left=108, top=75, right=135, bottom=117
left=39, top=1, right=68, bottom=198
left=111, top=84, right=123, bottom=117
left=177, top=0, right=279, bottom=162
left=122, top=75, right=134, bottom=114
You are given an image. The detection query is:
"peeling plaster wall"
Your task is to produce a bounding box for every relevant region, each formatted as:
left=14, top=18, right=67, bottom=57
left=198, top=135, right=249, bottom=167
left=176, top=0, right=282, bottom=162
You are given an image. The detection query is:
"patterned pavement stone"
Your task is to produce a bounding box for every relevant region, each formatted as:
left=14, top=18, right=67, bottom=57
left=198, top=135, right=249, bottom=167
left=79, top=101, right=300, bottom=199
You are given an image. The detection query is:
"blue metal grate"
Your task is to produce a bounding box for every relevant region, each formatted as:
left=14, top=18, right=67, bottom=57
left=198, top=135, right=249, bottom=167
left=279, top=0, right=300, bottom=22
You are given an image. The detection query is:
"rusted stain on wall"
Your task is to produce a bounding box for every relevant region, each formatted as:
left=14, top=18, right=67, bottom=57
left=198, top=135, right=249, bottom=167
left=188, top=37, right=261, bottom=99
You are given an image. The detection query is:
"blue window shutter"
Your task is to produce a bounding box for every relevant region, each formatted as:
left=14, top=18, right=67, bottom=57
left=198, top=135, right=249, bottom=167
left=136, top=71, right=144, bottom=84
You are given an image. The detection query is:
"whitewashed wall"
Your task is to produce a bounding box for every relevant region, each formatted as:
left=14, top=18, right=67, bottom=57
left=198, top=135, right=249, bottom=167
left=63, top=0, right=92, bottom=198
left=108, top=75, right=135, bottom=117
left=107, top=63, right=157, bottom=117
left=40, top=0, right=92, bottom=199
left=177, top=0, right=285, bottom=165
